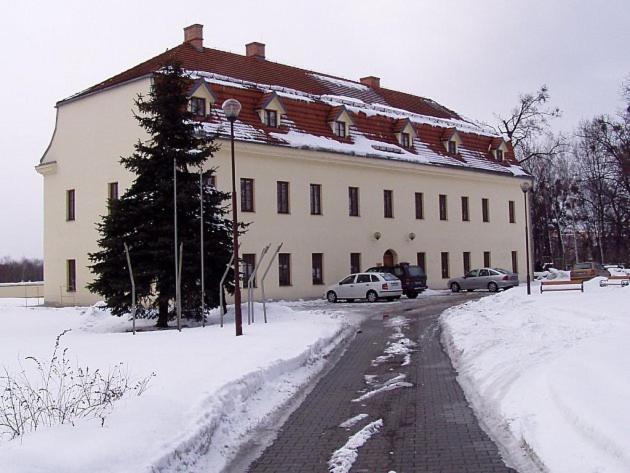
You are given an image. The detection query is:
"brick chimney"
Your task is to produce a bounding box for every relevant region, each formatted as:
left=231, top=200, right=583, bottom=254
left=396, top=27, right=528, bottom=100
left=184, top=24, right=204, bottom=51
left=360, top=76, right=381, bottom=89
left=246, top=42, right=266, bottom=60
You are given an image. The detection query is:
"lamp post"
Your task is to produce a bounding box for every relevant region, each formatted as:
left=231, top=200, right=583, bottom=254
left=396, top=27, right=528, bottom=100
left=222, top=98, right=243, bottom=336
left=520, top=181, right=532, bottom=295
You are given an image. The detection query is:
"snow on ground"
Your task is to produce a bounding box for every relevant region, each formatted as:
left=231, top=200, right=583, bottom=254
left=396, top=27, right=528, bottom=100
left=328, top=419, right=383, bottom=473
left=441, top=279, right=630, bottom=473
left=0, top=299, right=359, bottom=473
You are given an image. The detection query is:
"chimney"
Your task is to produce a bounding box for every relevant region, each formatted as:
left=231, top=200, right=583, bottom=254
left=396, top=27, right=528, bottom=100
left=360, top=76, right=380, bottom=89
left=184, top=24, right=204, bottom=51
left=246, top=42, right=266, bottom=60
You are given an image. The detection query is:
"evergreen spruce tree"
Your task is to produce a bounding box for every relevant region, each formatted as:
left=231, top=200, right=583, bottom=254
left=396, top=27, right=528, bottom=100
left=88, top=62, right=234, bottom=327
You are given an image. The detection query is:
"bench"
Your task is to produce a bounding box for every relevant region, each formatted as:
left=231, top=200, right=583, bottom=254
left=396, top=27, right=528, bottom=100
left=599, top=275, right=630, bottom=287
left=540, top=279, right=584, bottom=293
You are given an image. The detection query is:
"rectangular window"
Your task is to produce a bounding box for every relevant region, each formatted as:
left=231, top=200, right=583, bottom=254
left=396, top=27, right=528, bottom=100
left=204, top=174, right=217, bottom=188
left=264, top=109, right=278, bottom=127
left=108, top=182, right=119, bottom=201
left=67, top=259, right=76, bottom=292
left=461, top=196, right=469, bottom=222
left=484, top=251, right=491, bottom=268
left=509, top=200, right=516, bottom=223
left=310, top=184, right=322, bottom=215
left=496, top=149, right=504, bottom=162
left=463, top=252, right=471, bottom=275
left=277, top=181, right=290, bottom=214
left=190, top=97, right=206, bottom=117
left=383, top=190, right=393, bottom=218
left=512, top=251, right=518, bottom=273
left=482, top=198, right=490, bottom=222
left=334, top=121, right=346, bottom=137
left=348, top=187, right=359, bottom=217
left=417, top=252, right=426, bottom=272
left=312, top=253, right=324, bottom=285
left=278, top=253, right=291, bottom=286
left=401, top=133, right=410, bottom=148
left=448, top=140, right=457, bottom=154
left=242, top=253, right=256, bottom=288
left=66, top=189, right=75, bottom=221
left=439, top=194, right=448, bottom=221
left=441, top=252, right=450, bottom=279
left=415, top=192, right=424, bottom=219
left=240, top=178, right=254, bottom=212
left=350, top=253, right=361, bottom=274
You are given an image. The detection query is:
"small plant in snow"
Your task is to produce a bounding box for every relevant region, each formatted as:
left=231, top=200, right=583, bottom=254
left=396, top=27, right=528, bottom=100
left=0, top=330, right=155, bottom=440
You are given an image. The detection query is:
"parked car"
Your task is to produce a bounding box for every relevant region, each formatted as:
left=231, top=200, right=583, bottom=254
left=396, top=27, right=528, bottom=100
left=326, top=272, right=402, bottom=303
left=366, top=262, right=427, bottom=298
left=448, top=268, right=519, bottom=292
left=571, top=262, right=610, bottom=280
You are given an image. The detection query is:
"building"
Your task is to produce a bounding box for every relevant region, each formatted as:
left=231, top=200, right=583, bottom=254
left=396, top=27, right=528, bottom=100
left=37, top=24, right=531, bottom=306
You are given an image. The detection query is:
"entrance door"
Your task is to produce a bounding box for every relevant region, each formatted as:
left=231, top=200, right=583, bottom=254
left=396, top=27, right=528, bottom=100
left=383, top=249, right=396, bottom=267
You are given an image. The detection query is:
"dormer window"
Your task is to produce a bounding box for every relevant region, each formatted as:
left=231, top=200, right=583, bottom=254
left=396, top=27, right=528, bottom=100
left=334, top=121, right=346, bottom=138
left=264, top=109, right=278, bottom=128
left=190, top=97, right=206, bottom=117
left=496, top=149, right=504, bottom=162
left=448, top=140, right=457, bottom=154
left=401, top=133, right=410, bottom=148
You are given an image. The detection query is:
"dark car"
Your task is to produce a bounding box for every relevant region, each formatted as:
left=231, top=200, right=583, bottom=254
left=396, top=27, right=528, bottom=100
left=367, top=262, right=427, bottom=298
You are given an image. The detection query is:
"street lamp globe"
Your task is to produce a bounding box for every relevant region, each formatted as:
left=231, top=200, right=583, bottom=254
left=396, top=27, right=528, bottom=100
left=520, top=181, right=532, bottom=193
left=222, top=99, right=242, bottom=121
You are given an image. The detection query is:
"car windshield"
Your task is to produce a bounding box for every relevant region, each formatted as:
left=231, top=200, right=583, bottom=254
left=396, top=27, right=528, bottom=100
left=407, top=265, right=425, bottom=277
left=493, top=268, right=511, bottom=274
left=574, top=263, right=592, bottom=269
left=381, top=273, right=399, bottom=281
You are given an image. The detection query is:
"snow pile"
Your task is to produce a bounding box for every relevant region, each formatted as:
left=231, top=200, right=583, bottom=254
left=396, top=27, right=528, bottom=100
left=0, top=300, right=356, bottom=473
left=607, top=267, right=630, bottom=277
left=328, top=419, right=383, bottom=473
left=441, top=280, right=630, bottom=473
left=535, top=267, right=571, bottom=280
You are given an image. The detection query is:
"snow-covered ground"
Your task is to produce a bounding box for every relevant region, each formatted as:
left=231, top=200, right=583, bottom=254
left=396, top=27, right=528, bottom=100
left=0, top=299, right=360, bottom=472
left=441, top=279, right=630, bottom=473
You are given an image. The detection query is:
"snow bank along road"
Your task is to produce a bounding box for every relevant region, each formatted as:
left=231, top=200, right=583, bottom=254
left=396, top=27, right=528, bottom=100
left=442, top=279, right=630, bottom=473
left=248, top=293, right=517, bottom=473
left=0, top=299, right=360, bottom=473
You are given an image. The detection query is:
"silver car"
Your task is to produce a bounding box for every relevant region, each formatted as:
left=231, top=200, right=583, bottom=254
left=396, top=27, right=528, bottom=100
left=448, top=268, right=519, bottom=292
left=326, top=272, right=403, bottom=303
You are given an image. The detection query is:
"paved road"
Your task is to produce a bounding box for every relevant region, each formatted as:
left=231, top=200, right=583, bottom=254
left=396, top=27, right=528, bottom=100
left=246, top=294, right=517, bottom=473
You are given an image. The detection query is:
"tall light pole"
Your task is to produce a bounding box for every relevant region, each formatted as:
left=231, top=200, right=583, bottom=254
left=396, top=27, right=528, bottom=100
left=520, top=181, right=532, bottom=295
left=222, top=98, right=243, bottom=336
left=199, top=166, right=205, bottom=327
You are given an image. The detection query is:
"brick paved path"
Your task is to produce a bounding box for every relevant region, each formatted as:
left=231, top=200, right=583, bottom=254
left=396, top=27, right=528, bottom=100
left=246, top=295, right=517, bottom=473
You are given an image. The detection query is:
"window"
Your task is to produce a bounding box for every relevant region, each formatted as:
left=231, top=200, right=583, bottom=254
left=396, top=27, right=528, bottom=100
left=441, top=252, right=450, bottom=279
left=312, top=253, right=324, bottom=285
left=415, top=192, right=424, bottom=219
left=357, top=274, right=371, bottom=283
left=240, top=178, right=254, bottom=212
left=439, top=194, right=448, bottom=221
left=264, top=109, right=278, bottom=127
left=483, top=251, right=491, bottom=268
left=340, top=275, right=355, bottom=285
left=509, top=200, right=516, bottom=223
left=67, top=259, right=76, bottom=292
left=334, top=121, right=346, bottom=137
left=482, top=198, right=490, bottom=222
left=66, top=189, right=75, bottom=221
left=463, top=251, right=471, bottom=275
left=512, top=251, right=518, bottom=273
left=190, top=97, right=206, bottom=117
left=348, top=187, right=359, bottom=216
left=108, top=182, right=118, bottom=201
left=310, top=184, right=322, bottom=215
left=448, top=140, right=457, bottom=154
left=350, top=253, right=361, bottom=274
left=401, top=132, right=410, bottom=148
left=417, top=252, right=426, bottom=271
left=277, top=181, right=290, bottom=214
left=242, top=254, right=256, bottom=288
left=370, top=274, right=379, bottom=282
left=461, top=196, right=469, bottom=222
left=278, top=253, right=291, bottom=286
left=383, top=190, right=393, bottom=218
left=496, top=149, right=504, bottom=162
left=204, top=174, right=217, bottom=188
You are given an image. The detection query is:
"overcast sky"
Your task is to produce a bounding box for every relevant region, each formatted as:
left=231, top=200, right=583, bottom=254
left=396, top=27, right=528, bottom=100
left=0, top=0, right=628, bottom=259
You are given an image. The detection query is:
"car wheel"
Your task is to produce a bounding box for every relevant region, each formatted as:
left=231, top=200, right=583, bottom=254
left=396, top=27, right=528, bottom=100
left=450, top=282, right=460, bottom=293
left=488, top=282, right=498, bottom=292
left=406, top=292, right=418, bottom=299
left=366, top=290, right=378, bottom=303
left=326, top=291, right=338, bottom=303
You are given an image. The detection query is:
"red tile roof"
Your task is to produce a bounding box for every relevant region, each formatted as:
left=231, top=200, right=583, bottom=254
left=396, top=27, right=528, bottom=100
left=63, top=41, right=523, bottom=176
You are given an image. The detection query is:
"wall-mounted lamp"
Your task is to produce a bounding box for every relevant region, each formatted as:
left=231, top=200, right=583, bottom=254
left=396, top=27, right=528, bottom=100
left=373, top=231, right=382, bottom=240
left=408, top=232, right=416, bottom=241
